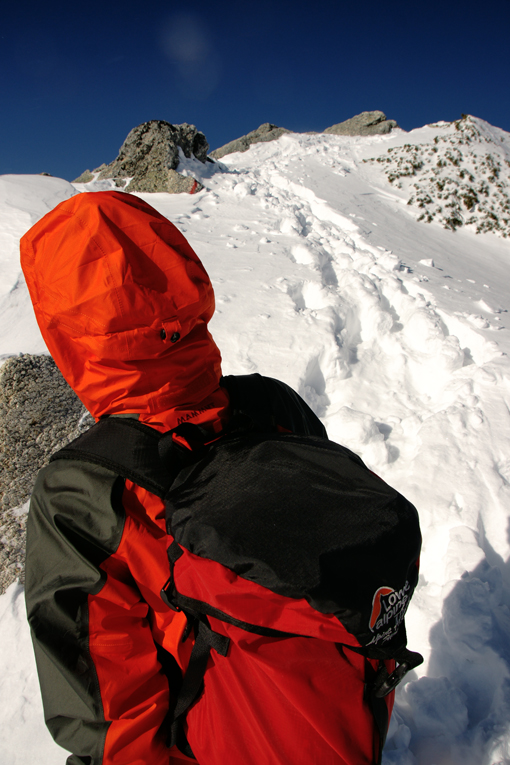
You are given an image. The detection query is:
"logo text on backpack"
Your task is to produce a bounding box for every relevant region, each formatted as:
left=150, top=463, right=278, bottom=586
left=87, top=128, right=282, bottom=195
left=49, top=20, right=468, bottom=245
left=368, top=582, right=411, bottom=645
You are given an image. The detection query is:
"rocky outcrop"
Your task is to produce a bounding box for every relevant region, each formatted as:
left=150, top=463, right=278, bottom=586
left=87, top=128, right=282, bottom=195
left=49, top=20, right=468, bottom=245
left=73, top=169, right=94, bottom=183
left=324, top=111, right=398, bottom=136
left=209, top=115, right=399, bottom=160
left=210, top=123, right=291, bottom=160
left=74, top=120, right=208, bottom=193
left=125, top=167, right=200, bottom=194
left=0, top=354, right=92, bottom=593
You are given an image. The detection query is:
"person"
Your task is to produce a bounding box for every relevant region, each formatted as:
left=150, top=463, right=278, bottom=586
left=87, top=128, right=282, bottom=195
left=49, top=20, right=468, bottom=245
left=21, top=190, right=393, bottom=765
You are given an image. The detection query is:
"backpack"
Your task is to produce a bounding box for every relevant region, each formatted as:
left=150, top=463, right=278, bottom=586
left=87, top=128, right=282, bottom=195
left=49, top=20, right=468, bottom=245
left=52, top=374, right=422, bottom=765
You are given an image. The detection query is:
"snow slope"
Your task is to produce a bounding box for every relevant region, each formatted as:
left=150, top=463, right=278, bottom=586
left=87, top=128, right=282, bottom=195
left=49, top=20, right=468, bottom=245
left=1, top=117, right=510, bottom=764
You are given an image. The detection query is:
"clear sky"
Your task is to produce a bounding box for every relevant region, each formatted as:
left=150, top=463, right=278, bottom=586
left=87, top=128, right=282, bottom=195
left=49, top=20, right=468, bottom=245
left=2, top=0, right=510, bottom=181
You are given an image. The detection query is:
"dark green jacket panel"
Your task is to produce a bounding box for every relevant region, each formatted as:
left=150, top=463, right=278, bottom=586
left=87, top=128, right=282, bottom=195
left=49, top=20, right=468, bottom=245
left=25, top=460, right=126, bottom=764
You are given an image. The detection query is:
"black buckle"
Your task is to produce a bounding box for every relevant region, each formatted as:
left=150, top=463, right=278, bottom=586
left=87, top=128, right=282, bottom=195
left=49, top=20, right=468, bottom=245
left=374, top=661, right=411, bottom=698
left=373, top=649, right=424, bottom=698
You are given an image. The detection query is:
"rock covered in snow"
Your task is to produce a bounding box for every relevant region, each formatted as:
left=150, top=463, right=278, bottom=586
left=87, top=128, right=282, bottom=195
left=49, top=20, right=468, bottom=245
left=324, top=110, right=398, bottom=136
left=364, top=114, right=510, bottom=237
left=74, top=120, right=208, bottom=193
left=210, top=123, right=292, bottom=159
left=0, top=354, right=93, bottom=594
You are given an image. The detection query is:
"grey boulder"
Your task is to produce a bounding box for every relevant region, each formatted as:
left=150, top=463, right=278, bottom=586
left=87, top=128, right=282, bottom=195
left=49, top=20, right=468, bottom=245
left=74, top=120, right=207, bottom=193
left=324, top=111, right=398, bottom=136
left=210, top=123, right=292, bottom=160
left=0, top=354, right=92, bottom=593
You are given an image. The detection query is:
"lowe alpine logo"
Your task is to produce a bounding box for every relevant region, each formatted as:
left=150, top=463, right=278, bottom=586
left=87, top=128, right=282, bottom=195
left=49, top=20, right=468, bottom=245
left=368, top=582, right=411, bottom=644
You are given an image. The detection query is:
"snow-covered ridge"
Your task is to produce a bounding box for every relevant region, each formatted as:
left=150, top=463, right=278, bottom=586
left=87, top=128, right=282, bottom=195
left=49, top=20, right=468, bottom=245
left=1, top=120, right=510, bottom=764
left=363, top=115, right=510, bottom=236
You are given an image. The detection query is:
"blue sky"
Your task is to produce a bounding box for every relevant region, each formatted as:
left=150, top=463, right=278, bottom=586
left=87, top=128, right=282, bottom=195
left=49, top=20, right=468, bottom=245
left=2, top=0, right=510, bottom=181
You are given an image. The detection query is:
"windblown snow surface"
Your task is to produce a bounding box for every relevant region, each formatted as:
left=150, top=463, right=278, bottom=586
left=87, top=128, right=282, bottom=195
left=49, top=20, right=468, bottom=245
left=1, top=116, right=510, bottom=765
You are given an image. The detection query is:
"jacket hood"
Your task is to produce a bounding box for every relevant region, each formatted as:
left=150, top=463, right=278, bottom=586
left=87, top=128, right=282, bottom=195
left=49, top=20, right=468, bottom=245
left=20, top=190, right=222, bottom=418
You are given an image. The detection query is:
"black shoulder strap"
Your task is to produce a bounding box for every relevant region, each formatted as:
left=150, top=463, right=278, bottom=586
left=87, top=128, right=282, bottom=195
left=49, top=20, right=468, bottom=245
left=50, top=418, right=171, bottom=498
left=49, top=378, right=277, bottom=495
left=48, top=378, right=269, bottom=495
left=49, top=374, right=324, bottom=495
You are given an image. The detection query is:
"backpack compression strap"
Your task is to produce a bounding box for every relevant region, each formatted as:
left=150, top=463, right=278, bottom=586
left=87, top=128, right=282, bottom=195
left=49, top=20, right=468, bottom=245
left=168, top=615, right=230, bottom=759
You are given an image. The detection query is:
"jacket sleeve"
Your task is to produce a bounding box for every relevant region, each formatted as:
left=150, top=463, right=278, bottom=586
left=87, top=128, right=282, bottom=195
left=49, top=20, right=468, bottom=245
left=25, top=459, right=183, bottom=765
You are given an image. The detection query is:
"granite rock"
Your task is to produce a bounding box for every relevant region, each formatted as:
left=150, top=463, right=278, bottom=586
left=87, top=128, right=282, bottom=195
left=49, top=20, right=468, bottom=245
left=210, top=123, right=291, bottom=160
left=75, top=120, right=208, bottom=193
left=123, top=167, right=203, bottom=194
left=73, top=169, right=95, bottom=183
left=0, top=354, right=93, bottom=593
left=324, top=111, right=398, bottom=136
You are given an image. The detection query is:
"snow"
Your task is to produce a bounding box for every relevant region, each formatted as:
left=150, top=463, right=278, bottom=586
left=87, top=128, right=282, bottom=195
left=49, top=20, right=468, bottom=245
left=0, top=175, right=76, bottom=359
left=0, top=581, right=61, bottom=764
left=2, top=118, right=510, bottom=763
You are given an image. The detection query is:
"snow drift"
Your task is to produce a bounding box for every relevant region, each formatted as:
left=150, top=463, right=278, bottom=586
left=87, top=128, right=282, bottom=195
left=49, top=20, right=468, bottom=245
left=1, top=116, right=510, bottom=764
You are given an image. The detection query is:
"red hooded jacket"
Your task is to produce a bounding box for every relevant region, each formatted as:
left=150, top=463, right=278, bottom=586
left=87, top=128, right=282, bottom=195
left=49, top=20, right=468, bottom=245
left=21, top=191, right=392, bottom=765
